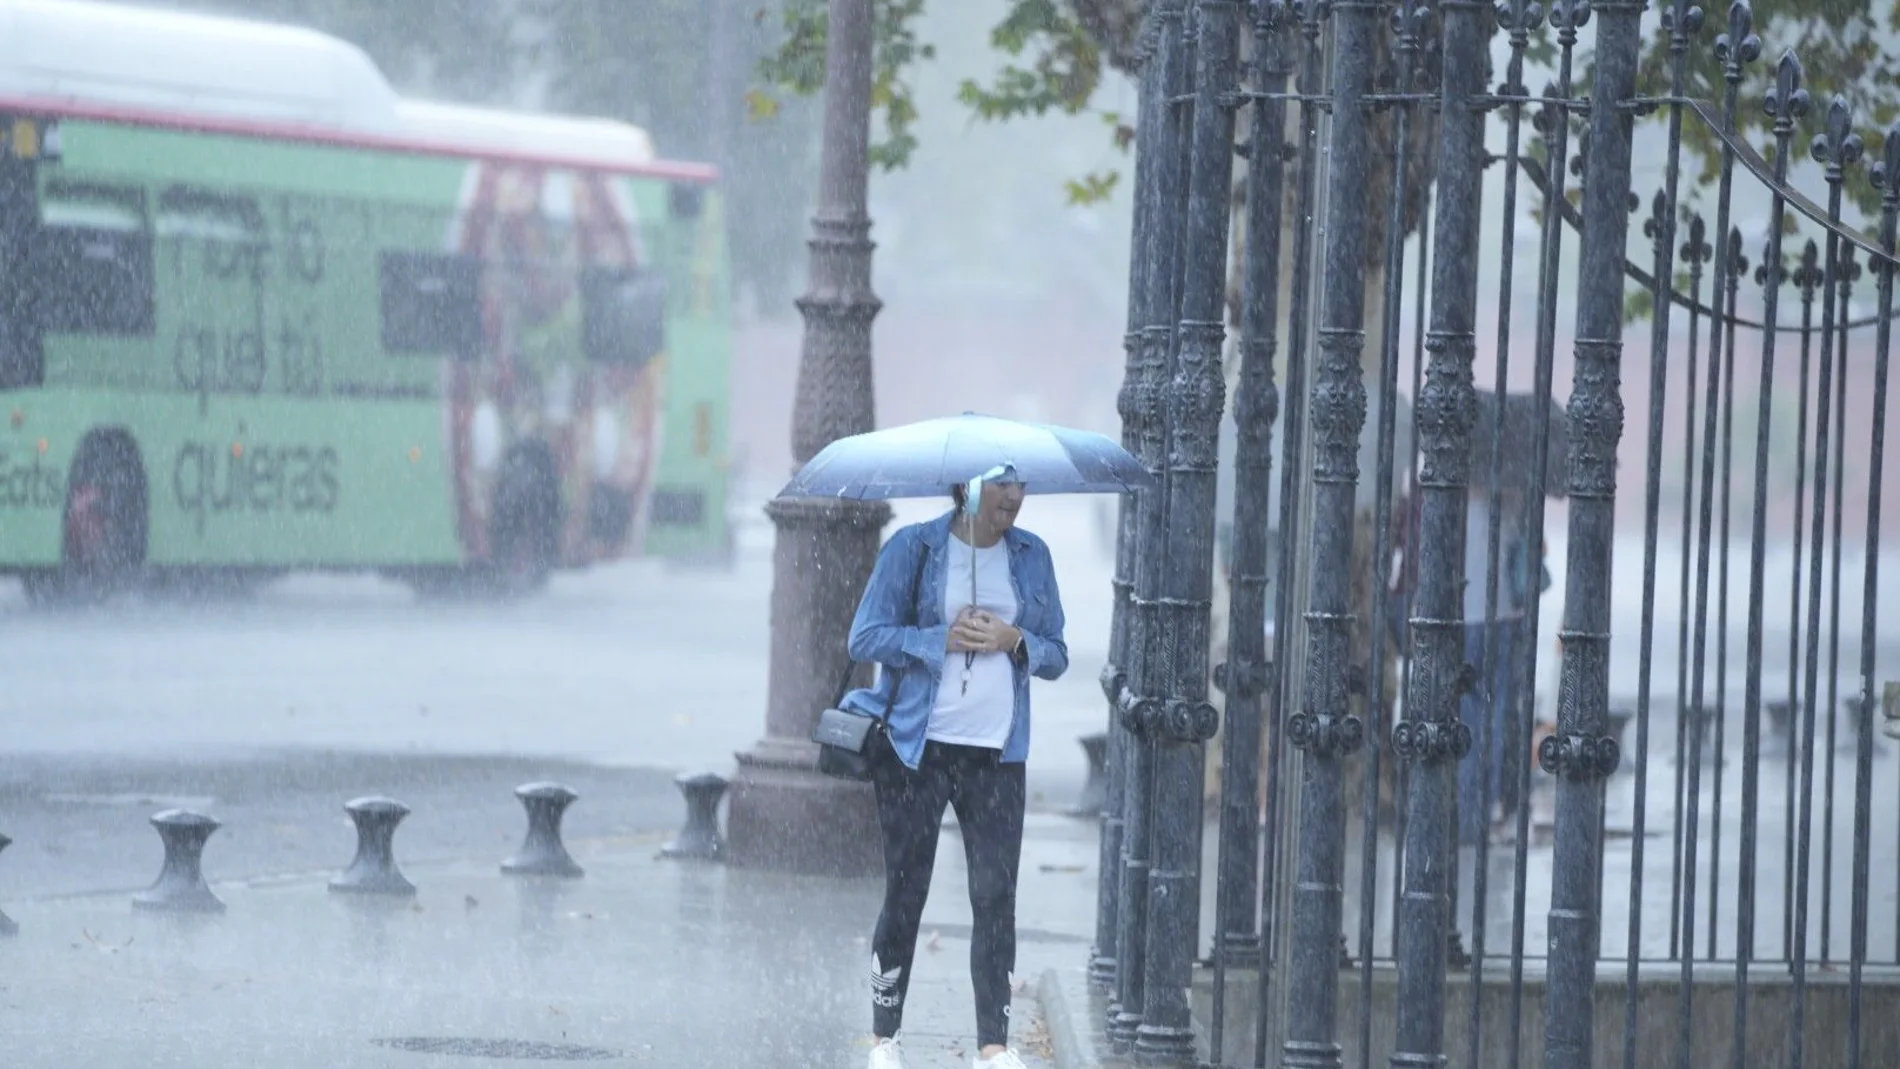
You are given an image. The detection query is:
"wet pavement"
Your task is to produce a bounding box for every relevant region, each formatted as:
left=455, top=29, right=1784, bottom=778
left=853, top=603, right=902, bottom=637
left=0, top=752, right=687, bottom=900
left=0, top=812, right=1102, bottom=1068
left=0, top=490, right=1118, bottom=1067
left=7, top=481, right=1895, bottom=1064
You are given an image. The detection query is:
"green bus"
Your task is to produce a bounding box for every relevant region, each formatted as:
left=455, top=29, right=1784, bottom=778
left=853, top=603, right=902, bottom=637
left=0, top=0, right=733, bottom=603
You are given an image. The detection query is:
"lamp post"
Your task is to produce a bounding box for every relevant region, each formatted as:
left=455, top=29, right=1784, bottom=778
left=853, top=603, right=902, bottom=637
left=725, top=0, right=892, bottom=876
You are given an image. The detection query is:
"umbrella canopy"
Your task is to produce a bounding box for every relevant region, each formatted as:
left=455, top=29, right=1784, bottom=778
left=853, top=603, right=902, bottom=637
left=776, top=412, right=1153, bottom=501
left=1469, top=390, right=1569, bottom=499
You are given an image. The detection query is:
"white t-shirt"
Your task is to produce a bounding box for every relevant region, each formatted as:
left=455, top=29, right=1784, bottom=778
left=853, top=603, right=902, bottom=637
left=927, top=536, right=1020, bottom=749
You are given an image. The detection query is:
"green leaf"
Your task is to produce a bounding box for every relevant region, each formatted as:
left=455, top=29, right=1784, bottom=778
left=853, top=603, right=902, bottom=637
left=1624, top=287, right=1654, bottom=325
left=956, top=0, right=1101, bottom=123
left=753, top=0, right=937, bottom=171
left=1064, top=170, right=1121, bottom=206
left=744, top=88, right=782, bottom=123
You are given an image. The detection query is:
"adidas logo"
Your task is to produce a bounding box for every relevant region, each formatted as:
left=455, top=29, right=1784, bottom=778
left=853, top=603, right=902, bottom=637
left=871, top=955, right=904, bottom=1010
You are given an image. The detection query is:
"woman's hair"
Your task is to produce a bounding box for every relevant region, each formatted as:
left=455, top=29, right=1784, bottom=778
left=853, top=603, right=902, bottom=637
left=950, top=483, right=969, bottom=511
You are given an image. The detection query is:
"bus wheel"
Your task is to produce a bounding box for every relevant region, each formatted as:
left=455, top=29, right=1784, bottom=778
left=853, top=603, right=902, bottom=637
left=487, top=448, right=560, bottom=597
left=31, top=435, right=148, bottom=605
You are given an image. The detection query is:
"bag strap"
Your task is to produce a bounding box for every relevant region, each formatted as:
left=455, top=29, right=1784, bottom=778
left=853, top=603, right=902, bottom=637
left=831, top=535, right=933, bottom=711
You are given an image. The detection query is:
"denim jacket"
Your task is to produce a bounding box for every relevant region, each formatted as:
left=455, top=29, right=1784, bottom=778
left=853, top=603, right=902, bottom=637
left=842, top=511, right=1069, bottom=769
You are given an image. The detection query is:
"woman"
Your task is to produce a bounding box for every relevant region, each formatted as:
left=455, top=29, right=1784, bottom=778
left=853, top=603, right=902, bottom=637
left=839, top=464, right=1069, bottom=1069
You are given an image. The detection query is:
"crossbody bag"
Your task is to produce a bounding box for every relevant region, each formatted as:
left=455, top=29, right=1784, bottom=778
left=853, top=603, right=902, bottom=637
left=811, top=539, right=931, bottom=781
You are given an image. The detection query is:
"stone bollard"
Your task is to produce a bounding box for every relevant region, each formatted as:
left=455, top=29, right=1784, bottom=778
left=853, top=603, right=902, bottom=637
left=1067, top=732, right=1109, bottom=817
left=661, top=772, right=728, bottom=862
left=1838, top=696, right=1892, bottom=755
left=328, top=796, right=416, bottom=896
left=1765, top=699, right=1797, bottom=751
left=0, top=833, right=16, bottom=936
left=133, top=809, right=226, bottom=913
left=1684, top=703, right=1722, bottom=769
left=502, top=782, right=584, bottom=878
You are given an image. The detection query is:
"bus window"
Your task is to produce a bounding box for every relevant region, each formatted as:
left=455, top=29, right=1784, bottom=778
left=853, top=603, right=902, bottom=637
left=31, top=180, right=154, bottom=336
left=581, top=265, right=666, bottom=370
left=379, top=250, right=481, bottom=358
left=667, top=183, right=704, bottom=221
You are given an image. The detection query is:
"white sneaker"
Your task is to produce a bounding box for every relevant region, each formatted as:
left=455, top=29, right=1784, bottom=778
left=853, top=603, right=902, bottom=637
left=868, top=1036, right=906, bottom=1069
left=973, top=1049, right=1027, bottom=1069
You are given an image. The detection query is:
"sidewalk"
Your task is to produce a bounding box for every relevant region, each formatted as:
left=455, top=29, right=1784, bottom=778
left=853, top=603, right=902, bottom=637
left=0, top=809, right=1106, bottom=1068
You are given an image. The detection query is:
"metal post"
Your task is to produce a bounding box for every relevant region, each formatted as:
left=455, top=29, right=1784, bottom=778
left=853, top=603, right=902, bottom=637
left=1138, top=0, right=1239, bottom=1063
left=1621, top=2, right=1701, bottom=1064
left=1792, top=87, right=1860, bottom=1069
left=1213, top=0, right=1292, bottom=979
left=1280, top=0, right=1377, bottom=1062
left=1674, top=10, right=1757, bottom=1052
left=1848, top=118, right=1900, bottom=1069
left=1257, top=4, right=1327, bottom=1057
left=1112, top=0, right=1193, bottom=1048
left=1732, top=42, right=1806, bottom=1064
left=1095, top=8, right=1165, bottom=994
left=1388, top=0, right=1486, bottom=1062
left=725, top=0, right=892, bottom=875
left=1541, top=1, right=1644, bottom=1066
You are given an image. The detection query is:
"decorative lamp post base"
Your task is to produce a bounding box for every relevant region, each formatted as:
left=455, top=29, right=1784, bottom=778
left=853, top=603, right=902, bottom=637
left=726, top=493, right=888, bottom=878
left=726, top=739, right=882, bottom=876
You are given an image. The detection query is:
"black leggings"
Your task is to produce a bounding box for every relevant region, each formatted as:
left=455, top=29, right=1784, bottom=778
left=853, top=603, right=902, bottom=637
left=870, top=740, right=1026, bottom=1048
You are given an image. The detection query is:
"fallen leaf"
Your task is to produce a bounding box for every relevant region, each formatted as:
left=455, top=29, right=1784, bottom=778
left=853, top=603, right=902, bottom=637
left=464, top=894, right=479, bottom=909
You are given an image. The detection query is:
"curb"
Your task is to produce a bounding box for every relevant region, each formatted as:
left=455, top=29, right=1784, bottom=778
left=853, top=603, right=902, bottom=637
left=1037, top=967, right=1106, bottom=1069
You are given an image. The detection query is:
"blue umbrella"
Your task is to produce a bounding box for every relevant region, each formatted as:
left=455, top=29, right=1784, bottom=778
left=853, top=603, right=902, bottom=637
left=775, top=412, right=1153, bottom=501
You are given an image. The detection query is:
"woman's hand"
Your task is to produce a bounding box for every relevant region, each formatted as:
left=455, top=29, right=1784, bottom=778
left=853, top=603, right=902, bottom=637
left=948, top=608, right=988, bottom=653
left=959, top=610, right=1022, bottom=655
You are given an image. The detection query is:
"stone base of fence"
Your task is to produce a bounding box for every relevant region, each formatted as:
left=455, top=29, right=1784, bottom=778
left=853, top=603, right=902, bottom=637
left=1192, top=960, right=1900, bottom=1068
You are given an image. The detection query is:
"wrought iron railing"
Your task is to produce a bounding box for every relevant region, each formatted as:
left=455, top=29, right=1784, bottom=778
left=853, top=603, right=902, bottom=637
left=1090, top=1, right=1899, bottom=1067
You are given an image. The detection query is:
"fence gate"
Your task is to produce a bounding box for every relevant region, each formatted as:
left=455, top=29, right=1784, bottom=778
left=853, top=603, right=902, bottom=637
left=1089, top=1, right=1900, bottom=1067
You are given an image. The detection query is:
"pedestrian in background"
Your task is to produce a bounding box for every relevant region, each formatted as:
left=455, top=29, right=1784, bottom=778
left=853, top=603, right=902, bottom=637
left=839, top=463, right=1070, bottom=1069
left=1459, top=483, right=1550, bottom=845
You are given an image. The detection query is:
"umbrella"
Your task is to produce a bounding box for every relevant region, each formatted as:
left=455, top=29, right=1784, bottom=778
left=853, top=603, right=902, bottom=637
left=775, top=412, right=1153, bottom=501
left=1469, top=390, right=1568, bottom=499
left=779, top=411, right=1149, bottom=698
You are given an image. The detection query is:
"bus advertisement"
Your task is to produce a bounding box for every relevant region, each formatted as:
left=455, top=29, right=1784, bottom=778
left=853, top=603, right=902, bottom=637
left=0, top=0, right=733, bottom=604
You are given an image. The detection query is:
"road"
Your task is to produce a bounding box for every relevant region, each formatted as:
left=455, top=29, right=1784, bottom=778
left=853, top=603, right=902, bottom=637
left=0, top=490, right=1118, bottom=899
left=7, top=483, right=1895, bottom=952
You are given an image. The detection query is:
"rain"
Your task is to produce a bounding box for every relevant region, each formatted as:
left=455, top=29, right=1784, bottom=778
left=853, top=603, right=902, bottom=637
left=2, top=1, right=1898, bottom=1068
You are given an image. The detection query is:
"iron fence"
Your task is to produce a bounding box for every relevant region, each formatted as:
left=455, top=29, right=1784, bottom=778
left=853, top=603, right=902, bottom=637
left=1091, top=1, right=1900, bottom=1067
